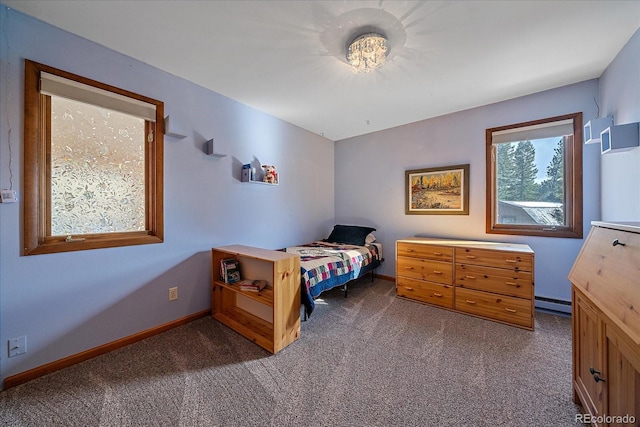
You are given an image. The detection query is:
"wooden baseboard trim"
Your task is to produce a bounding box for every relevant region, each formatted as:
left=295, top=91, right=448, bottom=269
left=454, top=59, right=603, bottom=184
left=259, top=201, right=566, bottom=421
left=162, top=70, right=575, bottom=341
left=374, top=273, right=395, bottom=282
left=3, top=309, right=210, bottom=390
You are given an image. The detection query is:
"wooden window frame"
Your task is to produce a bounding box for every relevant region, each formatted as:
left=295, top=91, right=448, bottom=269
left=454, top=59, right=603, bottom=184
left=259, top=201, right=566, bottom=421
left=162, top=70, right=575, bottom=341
left=23, top=59, right=164, bottom=255
left=486, top=112, right=583, bottom=239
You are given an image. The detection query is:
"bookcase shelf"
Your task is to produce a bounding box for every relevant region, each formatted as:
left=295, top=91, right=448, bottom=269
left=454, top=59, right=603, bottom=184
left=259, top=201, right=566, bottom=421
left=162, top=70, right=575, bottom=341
left=211, top=245, right=300, bottom=354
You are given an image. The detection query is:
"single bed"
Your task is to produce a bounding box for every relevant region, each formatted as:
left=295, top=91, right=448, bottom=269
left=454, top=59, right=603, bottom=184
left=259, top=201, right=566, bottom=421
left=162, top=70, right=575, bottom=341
left=284, top=225, right=383, bottom=319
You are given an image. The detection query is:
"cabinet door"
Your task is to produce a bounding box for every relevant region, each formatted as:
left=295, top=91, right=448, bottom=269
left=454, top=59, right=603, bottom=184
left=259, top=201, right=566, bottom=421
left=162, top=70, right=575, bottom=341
left=573, top=290, right=605, bottom=418
left=605, top=323, right=640, bottom=425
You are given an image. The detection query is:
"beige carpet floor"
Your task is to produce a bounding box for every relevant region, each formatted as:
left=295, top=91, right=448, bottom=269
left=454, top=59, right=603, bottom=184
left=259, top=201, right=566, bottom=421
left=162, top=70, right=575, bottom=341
left=0, top=278, right=582, bottom=426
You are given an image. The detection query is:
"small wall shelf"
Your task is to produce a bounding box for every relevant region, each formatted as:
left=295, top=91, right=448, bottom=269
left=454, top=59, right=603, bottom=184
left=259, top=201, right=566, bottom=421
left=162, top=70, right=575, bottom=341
left=243, top=179, right=279, bottom=186
left=206, top=139, right=227, bottom=157
left=164, top=116, right=187, bottom=139
left=600, top=123, right=639, bottom=154
left=241, top=164, right=278, bottom=185
left=584, top=117, right=613, bottom=144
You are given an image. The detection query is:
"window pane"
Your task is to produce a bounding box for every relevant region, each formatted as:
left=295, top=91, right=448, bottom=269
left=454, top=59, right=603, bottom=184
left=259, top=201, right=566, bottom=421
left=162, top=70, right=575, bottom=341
left=495, top=136, right=567, bottom=227
left=486, top=112, right=582, bottom=239
left=50, top=96, right=146, bottom=235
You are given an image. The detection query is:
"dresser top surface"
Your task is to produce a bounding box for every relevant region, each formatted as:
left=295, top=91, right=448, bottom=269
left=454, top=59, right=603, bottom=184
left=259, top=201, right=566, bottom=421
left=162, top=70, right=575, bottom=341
left=592, top=221, right=640, bottom=234
left=397, top=237, right=533, bottom=253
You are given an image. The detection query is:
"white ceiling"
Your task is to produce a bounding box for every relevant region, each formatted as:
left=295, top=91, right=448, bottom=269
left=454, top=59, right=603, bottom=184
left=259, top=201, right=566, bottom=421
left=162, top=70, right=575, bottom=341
left=5, top=0, right=640, bottom=141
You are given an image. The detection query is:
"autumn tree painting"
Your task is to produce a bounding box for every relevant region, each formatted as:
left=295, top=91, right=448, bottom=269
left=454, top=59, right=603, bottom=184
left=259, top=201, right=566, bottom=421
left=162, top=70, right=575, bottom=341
left=406, top=164, right=469, bottom=215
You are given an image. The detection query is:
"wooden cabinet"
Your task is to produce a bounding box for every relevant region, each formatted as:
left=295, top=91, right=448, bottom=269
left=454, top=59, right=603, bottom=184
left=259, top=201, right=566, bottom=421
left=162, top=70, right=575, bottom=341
left=396, top=238, right=534, bottom=330
left=211, top=245, right=300, bottom=354
left=569, top=222, right=640, bottom=425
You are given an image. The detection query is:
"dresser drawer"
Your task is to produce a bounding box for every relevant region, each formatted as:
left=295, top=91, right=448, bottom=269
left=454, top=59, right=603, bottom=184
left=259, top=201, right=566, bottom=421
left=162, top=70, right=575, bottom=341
left=455, top=247, right=533, bottom=272
left=455, top=287, right=533, bottom=328
left=397, top=242, right=453, bottom=262
left=456, top=263, right=533, bottom=299
left=397, top=277, right=453, bottom=309
left=397, top=256, right=453, bottom=285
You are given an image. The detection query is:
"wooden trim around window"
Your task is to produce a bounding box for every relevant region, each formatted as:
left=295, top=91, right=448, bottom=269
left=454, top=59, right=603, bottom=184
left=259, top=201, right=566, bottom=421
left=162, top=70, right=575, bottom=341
left=23, top=59, right=164, bottom=255
left=486, top=112, right=583, bottom=239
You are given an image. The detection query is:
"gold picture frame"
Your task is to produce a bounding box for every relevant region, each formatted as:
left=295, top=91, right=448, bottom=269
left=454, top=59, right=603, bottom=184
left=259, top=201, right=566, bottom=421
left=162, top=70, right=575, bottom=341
left=405, top=164, right=469, bottom=215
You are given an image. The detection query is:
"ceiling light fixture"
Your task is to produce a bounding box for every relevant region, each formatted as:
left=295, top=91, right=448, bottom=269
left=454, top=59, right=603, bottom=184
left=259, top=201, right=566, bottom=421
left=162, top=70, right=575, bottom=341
left=346, top=33, right=389, bottom=74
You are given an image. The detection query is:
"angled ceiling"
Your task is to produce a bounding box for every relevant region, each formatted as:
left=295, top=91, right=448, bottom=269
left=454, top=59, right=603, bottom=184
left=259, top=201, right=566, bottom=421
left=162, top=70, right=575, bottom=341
left=4, top=0, right=640, bottom=141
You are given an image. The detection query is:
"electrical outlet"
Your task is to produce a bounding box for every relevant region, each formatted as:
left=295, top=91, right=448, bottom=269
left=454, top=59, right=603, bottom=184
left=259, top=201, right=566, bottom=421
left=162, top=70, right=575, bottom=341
left=169, top=287, right=178, bottom=301
left=8, top=336, right=27, bottom=357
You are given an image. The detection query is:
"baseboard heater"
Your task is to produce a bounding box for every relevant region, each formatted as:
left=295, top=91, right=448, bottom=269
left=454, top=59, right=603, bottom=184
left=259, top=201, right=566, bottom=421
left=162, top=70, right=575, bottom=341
left=535, top=296, right=571, bottom=315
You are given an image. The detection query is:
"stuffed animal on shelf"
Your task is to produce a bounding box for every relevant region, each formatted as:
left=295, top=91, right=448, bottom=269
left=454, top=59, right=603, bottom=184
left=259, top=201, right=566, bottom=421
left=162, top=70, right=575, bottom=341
left=262, top=165, right=278, bottom=184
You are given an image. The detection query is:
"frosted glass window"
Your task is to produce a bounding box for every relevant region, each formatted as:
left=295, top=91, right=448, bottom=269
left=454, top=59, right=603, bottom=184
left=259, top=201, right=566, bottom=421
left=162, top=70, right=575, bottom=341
left=23, top=59, right=164, bottom=255
left=50, top=97, right=146, bottom=235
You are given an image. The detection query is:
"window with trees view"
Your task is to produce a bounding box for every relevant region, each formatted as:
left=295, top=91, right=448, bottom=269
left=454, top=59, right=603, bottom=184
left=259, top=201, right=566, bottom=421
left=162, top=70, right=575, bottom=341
left=23, top=60, right=164, bottom=255
left=486, top=113, right=583, bottom=238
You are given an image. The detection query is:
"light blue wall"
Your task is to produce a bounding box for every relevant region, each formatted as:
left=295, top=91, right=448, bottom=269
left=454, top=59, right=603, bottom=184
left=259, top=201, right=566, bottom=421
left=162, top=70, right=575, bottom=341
left=599, top=29, right=640, bottom=221
left=335, top=80, right=601, bottom=308
left=0, top=6, right=335, bottom=386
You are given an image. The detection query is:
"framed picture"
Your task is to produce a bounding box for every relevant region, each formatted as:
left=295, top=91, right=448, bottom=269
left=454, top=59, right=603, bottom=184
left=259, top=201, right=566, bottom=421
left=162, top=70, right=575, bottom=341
left=405, top=164, right=469, bottom=215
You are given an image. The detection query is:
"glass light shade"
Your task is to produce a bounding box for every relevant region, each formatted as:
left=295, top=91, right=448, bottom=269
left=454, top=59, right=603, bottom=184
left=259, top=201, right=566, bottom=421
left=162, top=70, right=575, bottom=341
left=347, top=33, right=389, bottom=74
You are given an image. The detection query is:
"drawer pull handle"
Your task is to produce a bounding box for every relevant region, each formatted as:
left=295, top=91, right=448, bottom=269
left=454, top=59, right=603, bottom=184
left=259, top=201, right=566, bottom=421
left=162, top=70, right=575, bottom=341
left=505, top=259, right=517, bottom=263
left=405, top=249, right=415, bottom=252
left=589, top=367, right=607, bottom=383
left=612, top=239, right=625, bottom=247
left=433, top=270, right=443, bottom=275
left=505, top=308, right=517, bottom=313
left=405, top=267, right=414, bottom=270
left=433, top=252, right=443, bottom=256
left=404, top=287, right=414, bottom=291
left=505, top=281, right=518, bottom=287
left=466, top=255, right=476, bottom=259
left=433, top=292, right=442, bottom=297
left=465, top=275, right=476, bottom=280
left=465, top=300, right=476, bottom=304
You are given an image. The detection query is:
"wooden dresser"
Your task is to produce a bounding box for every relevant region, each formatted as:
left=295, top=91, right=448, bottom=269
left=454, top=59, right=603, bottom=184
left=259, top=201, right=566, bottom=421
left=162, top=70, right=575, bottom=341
left=569, top=222, right=640, bottom=425
left=396, top=237, right=535, bottom=330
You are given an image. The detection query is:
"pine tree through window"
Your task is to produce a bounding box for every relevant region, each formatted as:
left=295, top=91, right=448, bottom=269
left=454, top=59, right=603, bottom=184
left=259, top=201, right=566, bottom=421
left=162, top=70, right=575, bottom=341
left=486, top=113, right=583, bottom=238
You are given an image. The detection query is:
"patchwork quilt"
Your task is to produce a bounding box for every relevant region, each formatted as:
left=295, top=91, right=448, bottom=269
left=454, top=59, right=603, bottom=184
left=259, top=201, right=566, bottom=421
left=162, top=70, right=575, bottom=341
left=285, top=241, right=381, bottom=317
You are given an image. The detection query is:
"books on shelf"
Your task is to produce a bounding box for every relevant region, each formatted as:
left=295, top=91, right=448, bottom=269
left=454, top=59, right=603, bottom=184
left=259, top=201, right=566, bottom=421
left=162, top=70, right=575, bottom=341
left=237, top=279, right=268, bottom=292
left=220, top=258, right=240, bottom=283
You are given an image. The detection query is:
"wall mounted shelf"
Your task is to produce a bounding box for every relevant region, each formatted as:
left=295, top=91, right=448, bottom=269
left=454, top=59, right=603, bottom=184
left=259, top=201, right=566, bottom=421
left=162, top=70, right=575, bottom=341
left=241, top=163, right=278, bottom=184
left=600, top=122, right=639, bottom=154
left=206, top=139, right=227, bottom=157
left=164, top=116, right=187, bottom=139
left=583, top=117, right=613, bottom=144
left=243, top=179, right=279, bottom=186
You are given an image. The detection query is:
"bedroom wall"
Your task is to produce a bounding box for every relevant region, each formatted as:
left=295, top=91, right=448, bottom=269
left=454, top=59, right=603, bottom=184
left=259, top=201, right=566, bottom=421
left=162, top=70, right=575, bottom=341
left=334, top=80, right=602, bottom=310
left=598, top=28, right=640, bottom=221
left=0, top=6, right=335, bottom=387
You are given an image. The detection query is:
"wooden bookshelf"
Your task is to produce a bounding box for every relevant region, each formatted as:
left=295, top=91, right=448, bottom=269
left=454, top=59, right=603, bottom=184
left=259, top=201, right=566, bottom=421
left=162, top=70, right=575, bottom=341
left=211, top=245, right=300, bottom=353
